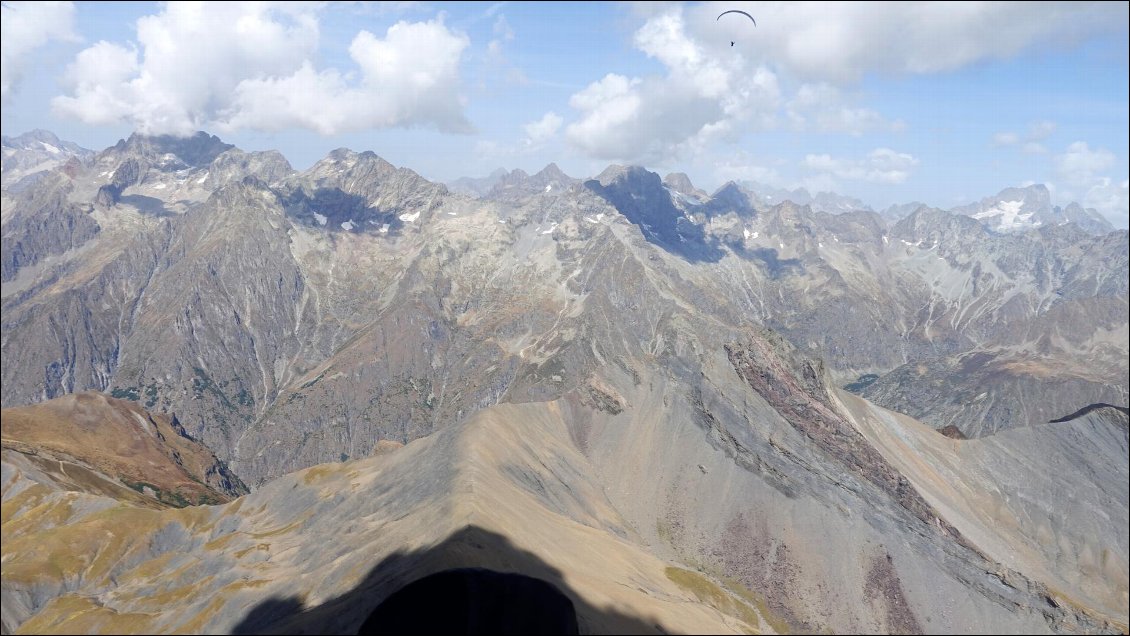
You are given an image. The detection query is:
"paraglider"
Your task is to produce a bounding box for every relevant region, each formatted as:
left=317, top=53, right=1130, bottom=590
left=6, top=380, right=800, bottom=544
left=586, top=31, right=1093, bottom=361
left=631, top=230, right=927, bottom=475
left=717, top=9, right=756, bottom=46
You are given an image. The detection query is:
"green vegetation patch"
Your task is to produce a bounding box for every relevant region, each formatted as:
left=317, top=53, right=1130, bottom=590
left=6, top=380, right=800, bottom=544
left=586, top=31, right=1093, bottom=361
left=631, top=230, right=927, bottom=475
left=843, top=373, right=879, bottom=393
left=122, top=480, right=194, bottom=508
left=665, top=566, right=762, bottom=632
left=110, top=386, right=141, bottom=401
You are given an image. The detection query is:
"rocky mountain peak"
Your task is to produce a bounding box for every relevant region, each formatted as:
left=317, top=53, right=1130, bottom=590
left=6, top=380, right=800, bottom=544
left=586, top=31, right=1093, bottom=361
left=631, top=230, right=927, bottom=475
left=892, top=205, right=987, bottom=243
left=2, top=129, right=89, bottom=155
left=592, top=164, right=657, bottom=188
left=952, top=183, right=1113, bottom=235
left=704, top=181, right=756, bottom=218
left=662, top=172, right=701, bottom=197
left=110, top=131, right=235, bottom=169
left=203, top=149, right=294, bottom=189
left=2, top=129, right=94, bottom=190
left=535, top=162, right=569, bottom=182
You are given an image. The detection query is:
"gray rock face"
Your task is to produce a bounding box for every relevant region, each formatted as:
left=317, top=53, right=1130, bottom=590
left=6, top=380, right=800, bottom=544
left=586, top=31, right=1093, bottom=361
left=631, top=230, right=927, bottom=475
left=202, top=148, right=293, bottom=190
left=1, top=177, right=99, bottom=282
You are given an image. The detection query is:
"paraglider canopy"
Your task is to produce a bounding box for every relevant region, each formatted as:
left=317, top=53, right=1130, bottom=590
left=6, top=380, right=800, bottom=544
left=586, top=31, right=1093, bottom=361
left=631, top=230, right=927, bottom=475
left=717, top=9, right=756, bottom=46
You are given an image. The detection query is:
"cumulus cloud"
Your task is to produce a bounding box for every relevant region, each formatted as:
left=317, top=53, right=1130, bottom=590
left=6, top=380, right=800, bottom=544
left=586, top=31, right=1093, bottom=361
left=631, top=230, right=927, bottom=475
left=1, top=1, right=77, bottom=102
left=523, top=111, right=563, bottom=146
left=704, top=1, right=1126, bottom=84
left=565, top=7, right=780, bottom=164
left=1054, top=141, right=1127, bottom=226
left=712, top=153, right=787, bottom=188
left=786, top=83, right=905, bottom=136
left=804, top=148, right=919, bottom=184
left=993, top=120, right=1056, bottom=153
left=992, top=132, right=1021, bottom=146
left=1057, top=141, right=1115, bottom=182
left=51, top=2, right=471, bottom=136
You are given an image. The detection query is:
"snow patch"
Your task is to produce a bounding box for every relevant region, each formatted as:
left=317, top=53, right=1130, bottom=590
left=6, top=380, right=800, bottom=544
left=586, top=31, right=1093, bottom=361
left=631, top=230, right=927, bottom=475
left=314, top=213, right=328, bottom=226
left=882, top=235, right=889, bottom=245
left=751, top=231, right=759, bottom=239
left=971, top=199, right=1033, bottom=230
left=447, top=211, right=458, bottom=216
left=542, top=223, right=558, bottom=235
left=379, top=223, right=390, bottom=234
left=152, top=183, right=167, bottom=190
left=779, top=242, right=785, bottom=249
left=40, top=142, right=61, bottom=154
left=196, top=173, right=208, bottom=184
left=545, top=184, right=552, bottom=192
left=399, top=211, right=420, bottom=223
left=341, top=220, right=354, bottom=231
left=743, top=229, right=751, bottom=240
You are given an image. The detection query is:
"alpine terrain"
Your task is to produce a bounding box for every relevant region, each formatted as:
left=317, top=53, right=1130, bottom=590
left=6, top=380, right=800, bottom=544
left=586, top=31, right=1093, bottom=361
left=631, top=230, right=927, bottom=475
left=2, top=131, right=1126, bottom=635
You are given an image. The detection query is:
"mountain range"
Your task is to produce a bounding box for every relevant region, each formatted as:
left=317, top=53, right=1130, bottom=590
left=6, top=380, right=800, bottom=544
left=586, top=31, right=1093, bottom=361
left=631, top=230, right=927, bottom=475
left=1, top=130, right=1126, bottom=634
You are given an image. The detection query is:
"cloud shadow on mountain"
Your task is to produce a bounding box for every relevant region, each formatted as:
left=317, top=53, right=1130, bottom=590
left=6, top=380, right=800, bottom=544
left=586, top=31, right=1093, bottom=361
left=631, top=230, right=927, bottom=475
left=119, top=194, right=175, bottom=217
left=231, top=525, right=669, bottom=635
left=732, top=246, right=804, bottom=279
left=584, top=178, right=724, bottom=264
left=281, top=186, right=404, bottom=237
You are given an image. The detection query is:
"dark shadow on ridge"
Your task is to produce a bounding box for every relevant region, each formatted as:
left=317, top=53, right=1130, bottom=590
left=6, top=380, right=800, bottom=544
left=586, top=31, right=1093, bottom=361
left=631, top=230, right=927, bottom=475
left=281, top=186, right=404, bottom=237
left=360, top=568, right=577, bottom=635
left=1048, top=403, right=1130, bottom=424
left=583, top=173, right=724, bottom=264
left=231, top=526, right=668, bottom=635
left=118, top=194, right=175, bottom=217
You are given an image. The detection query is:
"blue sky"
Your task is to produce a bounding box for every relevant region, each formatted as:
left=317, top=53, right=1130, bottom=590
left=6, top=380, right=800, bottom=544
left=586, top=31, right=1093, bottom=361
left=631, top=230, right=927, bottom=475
left=2, top=1, right=1127, bottom=225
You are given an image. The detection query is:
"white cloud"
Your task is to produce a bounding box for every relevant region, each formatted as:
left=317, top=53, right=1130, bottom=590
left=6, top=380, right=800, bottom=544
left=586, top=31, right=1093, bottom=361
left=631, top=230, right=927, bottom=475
left=993, top=120, right=1057, bottom=149
left=1055, top=141, right=1127, bottom=226
left=712, top=154, right=786, bottom=188
left=51, top=2, right=471, bottom=136
left=487, top=14, right=514, bottom=60
left=1028, top=120, right=1057, bottom=141
left=786, top=83, right=904, bottom=136
left=1057, top=141, right=1115, bottom=182
left=564, top=8, right=780, bottom=164
left=992, top=132, right=1020, bottom=147
left=1, top=1, right=77, bottom=102
left=705, top=1, right=1127, bottom=83
left=804, top=148, right=919, bottom=184
left=523, top=111, right=563, bottom=145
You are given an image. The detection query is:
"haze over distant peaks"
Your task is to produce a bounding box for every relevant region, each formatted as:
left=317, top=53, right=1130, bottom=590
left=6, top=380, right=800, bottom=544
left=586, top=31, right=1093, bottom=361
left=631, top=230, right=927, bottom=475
left=952, top=183, right=1114, bottom=235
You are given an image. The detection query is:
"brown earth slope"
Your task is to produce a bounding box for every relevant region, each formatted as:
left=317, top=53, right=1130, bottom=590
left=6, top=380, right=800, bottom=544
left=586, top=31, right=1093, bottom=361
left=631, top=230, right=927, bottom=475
left=1, top=391, right=245, bottom=507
